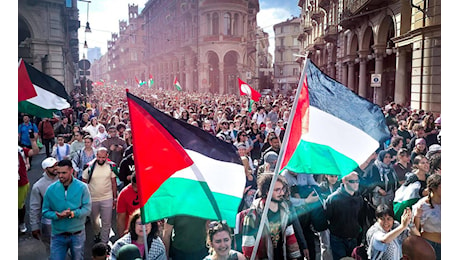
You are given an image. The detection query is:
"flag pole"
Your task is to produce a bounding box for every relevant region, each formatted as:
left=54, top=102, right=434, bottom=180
left=249, top=58, right=308, bottom=260
left=142, top=224, right=149, bottom=257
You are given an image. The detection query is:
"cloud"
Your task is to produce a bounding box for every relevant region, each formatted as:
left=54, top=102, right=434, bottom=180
left=256, top=8, right=292, bottom=57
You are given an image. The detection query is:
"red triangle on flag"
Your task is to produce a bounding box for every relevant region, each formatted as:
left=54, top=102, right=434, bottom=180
left=127, top=91, right=194, bottom=206
left=238, top=78, right=261, bottom=102
left=18, top=59, right=38, bottom=102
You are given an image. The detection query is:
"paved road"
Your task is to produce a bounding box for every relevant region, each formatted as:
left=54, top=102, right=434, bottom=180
left=18, top=150, right=118, bottom=260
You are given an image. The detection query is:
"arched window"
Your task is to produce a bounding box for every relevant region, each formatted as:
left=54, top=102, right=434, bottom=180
left=212, top=12, right=219, bottom=35
left=207, top=13, right=212, bottom=35
left=224, top=12, right=231, bottom=35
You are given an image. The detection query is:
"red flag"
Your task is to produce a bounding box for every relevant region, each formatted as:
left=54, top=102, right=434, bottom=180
left=135, top=76, right=140, bottom=84
left=18, top=59, right=38, bottom=102
left=238, top=78, right=261, bottom=102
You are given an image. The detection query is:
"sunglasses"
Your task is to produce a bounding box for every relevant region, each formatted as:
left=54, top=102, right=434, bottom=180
left=347, top=179, right=360, bottom=184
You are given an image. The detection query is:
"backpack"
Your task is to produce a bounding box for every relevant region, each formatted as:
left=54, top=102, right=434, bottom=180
left=85, top=159, right=119, bottom=183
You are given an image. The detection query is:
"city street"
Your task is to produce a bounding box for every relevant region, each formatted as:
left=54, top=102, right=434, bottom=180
left=18, top=149, right=117, bottom=260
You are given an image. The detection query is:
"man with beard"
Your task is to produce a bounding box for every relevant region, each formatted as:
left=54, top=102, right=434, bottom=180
left=83, top=147, right=118, bottom=244
left=242, top=173, right=301, bottom=259
left=42, top=159, right=91, bottom=260
left=29, top=157, right=59, bottom=255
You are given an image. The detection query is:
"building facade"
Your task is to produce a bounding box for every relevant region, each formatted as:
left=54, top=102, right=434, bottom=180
left=297, top=0, right=441, bottom=112
left=92, top=0, right=271, bottom=94
left=18, top=0, right=80, bottom=94
left=273, top=17, right=302, bottom=94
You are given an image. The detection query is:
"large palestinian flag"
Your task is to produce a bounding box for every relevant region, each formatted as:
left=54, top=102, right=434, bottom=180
left=393, top=179, right=422, bottom=221
left=279, top=59, right=390, bottom=176
left=18, top=59, right=71, bottom=118
left=127, top=91, right=246, bottom=227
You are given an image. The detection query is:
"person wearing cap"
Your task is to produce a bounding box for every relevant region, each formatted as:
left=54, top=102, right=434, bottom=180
left=42, top=159, right=92, bottom=260
left=29, top=157, right=59, bottom=254
left=410, top=138, right=427, bottom=163
left=116, top=171, right=140, bottom=237
left=426, top=144, right=441, bottom=160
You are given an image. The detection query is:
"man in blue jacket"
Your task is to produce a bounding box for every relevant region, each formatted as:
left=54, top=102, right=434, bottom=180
left=42, top=159, right=92, bottom=260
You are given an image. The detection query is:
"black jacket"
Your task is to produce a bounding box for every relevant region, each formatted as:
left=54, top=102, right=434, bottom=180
left=325, top=185, right=363, bottom=239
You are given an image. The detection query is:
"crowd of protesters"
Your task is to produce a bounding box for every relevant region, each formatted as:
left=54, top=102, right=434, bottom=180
left=18, top=82, right=441, bottom=259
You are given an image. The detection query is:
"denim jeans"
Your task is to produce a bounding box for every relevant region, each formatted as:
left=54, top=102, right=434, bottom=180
left=329, top=233, right=357, bottom=260
left=50, top=229, right=86, bottom=260
left=425, top=239, right=441, bottom=260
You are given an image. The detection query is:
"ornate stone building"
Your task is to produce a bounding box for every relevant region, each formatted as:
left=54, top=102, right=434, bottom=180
left=96, top=0, right=268, bottom=94
left=18, top=0, right=80, bottom=94
left=273, top=17, right=302, bottom=94
left=297, top=0, right=441, bottom=112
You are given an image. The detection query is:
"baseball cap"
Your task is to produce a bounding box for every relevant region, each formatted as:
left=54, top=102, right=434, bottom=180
left=41, top=157, right=58, bottom=170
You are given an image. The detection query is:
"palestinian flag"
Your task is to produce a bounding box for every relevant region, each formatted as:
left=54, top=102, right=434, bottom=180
left=148, top=74, right=154, bottom=88
left=127, top=91, right=246, bottom=227
left=393, top=178, right=422, bottom=221
left=18, top=59, right=71, bottom=118
left=174, top=77, right=182, bottom=91
left=238, top=78, right=261, bottom=102
left=279, top=59, right=390, bottom=176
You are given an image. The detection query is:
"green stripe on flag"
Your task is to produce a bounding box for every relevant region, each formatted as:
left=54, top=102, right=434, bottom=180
left=140, top=177, right=241, bottom=227
left=284, top=140, right=359, bottom=176
left=18, top=101, right=59, bottom=118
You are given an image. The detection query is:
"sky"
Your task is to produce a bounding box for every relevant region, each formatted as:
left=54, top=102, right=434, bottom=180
left=77, top=0, right=301, bottom=59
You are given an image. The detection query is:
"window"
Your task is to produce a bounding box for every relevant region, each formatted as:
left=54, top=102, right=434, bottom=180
left=233, top=14, right=239, bottom=35
left=212, top=12, right=219, bottom=35
left=224, top=13, right=231, bottom=35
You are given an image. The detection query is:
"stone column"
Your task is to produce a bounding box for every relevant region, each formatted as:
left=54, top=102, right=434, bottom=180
left=347, top=60, right=355, bottom=92
left=358, top=50, right=368, bottom=98
left=185, top=56, right=193, bottom=92
left=373, top=48, right=385, bottom=106
left=341, top=62, right=348, bottom=86
left=394, top=46, right=409, bottom=106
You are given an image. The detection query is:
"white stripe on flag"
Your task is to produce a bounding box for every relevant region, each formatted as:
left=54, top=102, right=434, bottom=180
left=169, top=149, right=246, bottom=198
left=27, top=84, right=70, bottom=110
left=301, top=106, right=379, bottom=164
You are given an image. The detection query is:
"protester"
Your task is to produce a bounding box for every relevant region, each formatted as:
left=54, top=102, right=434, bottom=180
left=162, top=216, right=209, bottom=260
left=38, top=117, right=59, bottom=157
left=366, top=204, right=418, bottom=260
left=92, top=242, right=110, bottom=260
left=116, top=171, right=140, bottom=236
left=242, top=173, right=301, bottom=259
left=18, top=134, right=40, bottom=233
left=18, top=114, right=38, bottom=148
left=83, top=117, right=102, bottom=138
left=204, top=220, right=245, bottom=260
left=325, top=172, right=363, bottom=260
left=392, top=148, right=412, bottom=185
left=42, top=159, right=91, bottom=260
left=110, top=209, right=166, bottom=260
left=82, top=147, right=118, bottom=244
left=72, top=135, right=97, bottom=180
left=412, top=173, right=441, bottom=260
left=101, top=125, right=127, bottom=167
left=69, top=131, right=85, bottom=160
left=54, top=116, right=73, bottom=143
left=51, top=135, right=71, bottom=161
left=29, top=157, right=59, bottom=255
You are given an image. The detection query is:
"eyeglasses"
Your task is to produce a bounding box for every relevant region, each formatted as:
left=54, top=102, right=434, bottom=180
left=347, top=179, right=360, bottom=184
left=274, top=187, right=286, bottom=193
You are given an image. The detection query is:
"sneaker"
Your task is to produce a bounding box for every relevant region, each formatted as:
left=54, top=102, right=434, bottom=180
left=19, top=223, right=27, bottom=233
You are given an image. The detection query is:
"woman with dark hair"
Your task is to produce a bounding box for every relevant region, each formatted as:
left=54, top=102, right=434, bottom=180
left=110, top=209, right=166, bottom=260
left=365, top=204, right=418, bottom=260
left=204, top=220, right=245, bottom=260
left=363, top=150, right=399, bottom=209
left=412, top=174, right=441, bottom=260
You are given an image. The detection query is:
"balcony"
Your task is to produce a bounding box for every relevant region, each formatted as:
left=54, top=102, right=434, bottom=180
left=276, top=45, right=286, bottom=52
left=311, top=9, right=324, bottom=23
left=324, top=24, right=338, bottom=42
left=313, top=36, right=326, bottom=50
left=318, top=0, right=330, bottom=9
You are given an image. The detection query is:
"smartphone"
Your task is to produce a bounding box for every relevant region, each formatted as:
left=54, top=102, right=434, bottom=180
left=29, top=129, right=35, bottom=139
